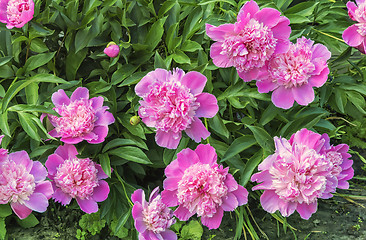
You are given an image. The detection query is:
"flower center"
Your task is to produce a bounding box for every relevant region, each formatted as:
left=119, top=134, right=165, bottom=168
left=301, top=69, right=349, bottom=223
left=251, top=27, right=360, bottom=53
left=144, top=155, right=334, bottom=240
left=355, top=3, right=366, bottom=23
left=7, top=0, right=29, bottom=25
left=52, top=100, right=96, bottom=138
left=177, top=163, right=228, bottom=217
left=221, top=18, right=277, bottom=72
left=139, top=79, right=199, bottom=133
left=142, top=195, right=175, bottom=233
left=54, top=158, right=98, bottom=200
left=0, top=160, right=35, bottom=204
left=357, top=23, right=366, bottom=36
left=269, top=38, right=315, bottom=88
left=269, top=145, right=329, bottom=204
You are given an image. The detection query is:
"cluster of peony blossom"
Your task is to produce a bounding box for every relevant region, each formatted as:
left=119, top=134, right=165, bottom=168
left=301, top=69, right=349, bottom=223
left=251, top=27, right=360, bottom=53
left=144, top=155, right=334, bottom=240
left=343, top=0, right=366, bottom=53
left=0, top=87, right=114, bottom=219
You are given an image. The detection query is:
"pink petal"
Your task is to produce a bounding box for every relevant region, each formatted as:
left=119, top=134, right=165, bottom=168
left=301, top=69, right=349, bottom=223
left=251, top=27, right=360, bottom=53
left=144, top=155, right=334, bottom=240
left=163, top=177, right=181, bottom=191
left=11, top=202, right=32, bottom=219
left=278, top=200, right=297, bottom=217
left=274, top=38, right=290, bottom=54
left=88, top=126, right=109, bottom=144
left=161, top=190, right=179, bottom=207
left=60, top=136, right=83, bottom=144
left=181, top=71, right=207, bottom=95
left=210, top=42, right=234, bottom=68
left=160, top=230, right=177, bottom=240
left=132, top=189, right=145, bottom=204
left=221, top=192, right=239, bottom=211
left=164, top=159, right=184, bottom=178
left=9, top=151, right=32, bottom=172
left=174, top=205, right=194, bottom=221
left=95, top=164, right=109, bottom=180
left=52, top=89, right=70, bottom=107
left=224, top=174, right=239, bottom=192
left=70, top=87, right=89, bottom=101
left=135, top=69, right=169, bottom=97
left=53, top=188, right=72, bottom=205
left=135, top=217, right=147, bottom=233
left=48, top=128, right=59, bottom=138
left=177, top=148, right=199, bottom=169
left=296, top=202, right=317, bottom=220
left=185, top=117, right=210, bottom=143
left=76, top=198, right=98, bottom=214
left=34, top=181, right=54, bottom=199
left=271, top=16, right=291, bottom=40
left=251, top=171, right=273, bottom=191
left=347, top=2, right=358, bottom=21
left=30, top=161, right=47, bottom=182
left=54, top=144, right=78, bottom=161
left=155, top=130, right=181, bottom=149
left=201, top=207, right=224, bottom=229
left=195, top=93, right=218, bottom=118
left=94, top=110, right=115, bottom=126
left=92, top=180, right=110, bottom=202
left=256, top=80, right=277, bottom=93
left=149, top=187, right=160, bottom=202
left=308, top=67, right=329, bottom=88
left=342, top=25, right=364, bottom=47
left=254, top=8, right=281, bottom=28
left=232, top=185, right=248, bottom=206
left=132, top=202, right=144, bottom=219
left=205, top=23, right=235, bottom=41
left=238, top=67, right=260, bottom=82
left=312, top=43, right=331, bottom=61
left=91, top=96, right=104, bottom=109
left=292, top=84, right=315, bottom=106
left=260, top=190, right=281, bottom=213
left=271, top=86, right=294, bottom=109
left=237, top=0, right=259, bottom=21
left=23, top=192, right=49, bottom=213
left=195, top=144, right=217, bottom=165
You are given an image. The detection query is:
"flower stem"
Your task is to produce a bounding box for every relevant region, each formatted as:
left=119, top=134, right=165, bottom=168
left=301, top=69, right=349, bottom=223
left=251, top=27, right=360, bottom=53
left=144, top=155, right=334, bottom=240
left=312, top=28, right=345, bottom=43
left=114, top=170, right=133, bottom=207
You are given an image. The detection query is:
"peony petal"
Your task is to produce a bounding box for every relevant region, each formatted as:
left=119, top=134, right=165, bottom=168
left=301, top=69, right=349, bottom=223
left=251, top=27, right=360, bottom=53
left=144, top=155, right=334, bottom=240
left=164, top=159, right=184, bottom=178
left=34, top=181, right=54, bottom=199
left=195, top=144, right=217, bottom=165
left=135, top=217, right=147, bottom=233
left=181, top=71, right=207, bottom=95
left=149, top=187, right=160, bottom=202
left=160, top=230, right=177, bottom=240
left=174, top=205, right=194, bottom=221
left=278, top=200, right=297, bottom=217
left=135, top=69, right=169, bottom=97
left=296, top=202, right=317, bottom=220
left=312, top=43, right=331, bottom=61
left=94, top=109, right=115, bottom=126
left=24, top=192, right=49, bottom=213
left=224, top=174, right=238, bottom=192
left=237, top=0, right=259, bottom=21
left=53, top=188, right=72, bottom=206
left=177, top=148, right=199, bottom=169
left=238, top=67, right=262, bottom=82
left=201, top=207, right=224, bottom=229
left=292, top=84, right=315, bottom=106
left=132, top=202, right=144, bottom=219
left=163, top=177, right=181, bottom=191
left=195, top=93, right=219, bottom=118
left=185, top=117, right=210, bottom=143
left=274, top=38, right=290, bottom=54
left=88, top=126, right=109, bottom=144
left=260, top=190, right=281, bottom=213
left=347, top=1, right=358, bottom=21
left=11, top=202, right=32, bottom=220
left=232, top=185, right=248, bottom=206
left=308, top=67, right=329, bottom=88
left=132, top=189, right=145, bottom=204
left=155, top=130, right=181, bottom=149
left=70, top=87, right=89, bottom=101
left=210, top=42, right=234, bottom=68
left=271, top=86, right=294, bottom=109
left=95, top=164, right=109, bottom=180
left=92, top=180, right=110, bottom=202
left=30, top=161, right=48, bottom=182
left=52, top=89, right=70, bottom=107
left=256, top=80, right=277, bottom=93
left=342, top=25, right=364, bottom=47
left=55, top=144, right=78, bottom=161
left=91, top=96, right=104, bottom=109
left=161, top=190, right=179, bottom=207
left=45, top=154, right=64, bottom=177
left=206, top=23, right=235, bottom=41
left=60, top=136, right=83, bottom=144
left=221, top=192, right=239, bottom=211
left=76, top=198, right=98, bottom=214
left=9, top=151, right=32, bottom=172
left=271, top=16, right=291, bottom=40
left=254, top=8, right=281, bottom=28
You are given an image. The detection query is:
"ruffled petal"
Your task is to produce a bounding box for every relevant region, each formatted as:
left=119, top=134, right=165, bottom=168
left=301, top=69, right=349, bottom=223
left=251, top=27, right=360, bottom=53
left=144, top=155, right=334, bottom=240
left=271, top=86, right=294, bottom=109
left=296, top=202, right=317, bottom=220
left=11, top=202, right=32, bottom=220
left=201, top=207, right=224, bottom=229
left=210, top=42, right=234, bottom=68
left=342, top=25, right=364, bottom=47
left=53, top=188, right=72, bottom=206
left=52, top=89, right=70, bottom=107
left=206, top=23, right=235, bottom=41
left=194, top=144, right=217, bottom=165
left=92, top=180, right=110, bottom=202
left=155, top=130, right=181, bottom=149
left=185, top=117, right=210, bottom=143
left=254, top=8, right=281, bottom=28
left=161, top=190, right=179, bottom=207
left=70, top=87, right=89, bottom=101
left=194, top=93, right=219, bottom=118
left=292, top=84, right=315, bottom=106
left=181, top=71, right=207, bottom=95
left=174, top=205, right=195, bottom=221
left=76, top=198, right=98, bottom=214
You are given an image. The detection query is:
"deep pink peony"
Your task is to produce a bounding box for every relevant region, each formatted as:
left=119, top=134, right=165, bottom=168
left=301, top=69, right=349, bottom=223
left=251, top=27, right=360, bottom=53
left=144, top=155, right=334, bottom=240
left=256, top=37, right=331, bottom=109
left=0, top=0, right=34, bottom=29
left=135, top=68, right=219, bottom=149
left=161, top=144, right=248, bottom=229
left=251, top=129, right=353, bottom=219
left=104, top=42, right=120, bottom=58
left=205, top=0, right=291, bottom=82
left=343, top=0, right=366, bottom=53
left=132, top=187, right=177, bottom=240
left=0, top=150, right=53, bottom=219
left=46, top=87, right=115, bottom=144
left=45, top=144, right=110, bottom=214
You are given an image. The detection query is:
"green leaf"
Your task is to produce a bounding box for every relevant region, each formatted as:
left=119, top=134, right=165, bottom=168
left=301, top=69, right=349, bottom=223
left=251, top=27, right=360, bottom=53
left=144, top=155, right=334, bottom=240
left=103, top=138, right=148, bottom=152
left=119, top=115, right=146, bottom=140
left=181, top=220, right=203, bottom=240
left=198, top=0, right=236, bottom=6
left=23, top=52, right=56, bottom=72
left=158, top=1, right=176, bottom=17
left=172, top=50, right=191, bottom=64
left=0, top=218, right=5, bottom=240
left=108, top=146, right=152, bottom=164
left=0, top=56, right=12, bottom=67
left=220, top=136, right=256, bottom=162
left=16, top=214, right=39, bottom=228
left=115, top=209, right=131, bottom=234
left=181, top=40, right=202, bottom=52
left=246, top=125, right=274, bottom=153
left=7, top=105, right=57, bottom=115
left=66, top=48, right=88, bottom=80
left=29, top=144, right=58, bottom=158
left=30, top=39, right=49, bottom=53
left=0, top=204, right=12, bottom=218
left=241, top=150, right=263, bottom=186
left=99, top=153, right=111, bottom=177
left=111, top=64, right=139, bottom=85
left=145, top=16, right=168, bottom=51
left=0, top=112, right=10, bottom=137
left=25, top=82, right=39, bottom=105
left=285, top=1, right=318, bottom=16
left=18, top=112, right=41, bottom=141
left=209, top=115, right=230, bottom=140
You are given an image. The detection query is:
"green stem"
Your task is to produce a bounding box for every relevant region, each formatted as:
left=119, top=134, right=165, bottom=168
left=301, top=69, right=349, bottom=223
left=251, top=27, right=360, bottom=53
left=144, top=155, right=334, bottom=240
left=312, top=28, right=345, bottom=43
left=204, top=118, right=210, bottom=144
left=114, top=170, right=133, bottom=207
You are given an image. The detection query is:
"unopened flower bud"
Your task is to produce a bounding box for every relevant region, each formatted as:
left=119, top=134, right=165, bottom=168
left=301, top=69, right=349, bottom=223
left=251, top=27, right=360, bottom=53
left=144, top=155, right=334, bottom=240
left=104, top=42, right=120, bottom=58
left=130, top=116, right=140, bottom=125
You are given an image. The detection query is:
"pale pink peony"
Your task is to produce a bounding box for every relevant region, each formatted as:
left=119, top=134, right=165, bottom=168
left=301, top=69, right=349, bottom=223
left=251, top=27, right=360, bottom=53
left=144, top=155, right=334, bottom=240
left=343, top=0, right=366, bottom=53
left=256, top=37, right=331, bottom=109
left=251, top=128, right=353, bottom=219
left=205, top=0, right=291, bottom=82
left=135, top=68, right=218, bottom=149
left=46, top=87, right=115, bottom=144
left=104, top=42, right=120, bottom=58
left=0, top=150, right=53, bottom=219
left=45, top=144, right=110, bottom=214
left=161, top=144, right=248, bottom=229
left=132, top=187, right=177, bottom=240
left=0, top=0, right=34, bottom=29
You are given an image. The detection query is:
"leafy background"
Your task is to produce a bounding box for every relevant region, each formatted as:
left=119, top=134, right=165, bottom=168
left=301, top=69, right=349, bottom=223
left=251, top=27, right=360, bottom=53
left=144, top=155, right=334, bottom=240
left=1, top=0, right=366, bottom=239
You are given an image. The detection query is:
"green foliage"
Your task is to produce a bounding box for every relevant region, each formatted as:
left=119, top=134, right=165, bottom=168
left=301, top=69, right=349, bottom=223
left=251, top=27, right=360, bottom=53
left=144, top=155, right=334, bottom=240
left=78, top=212, right=106, bottom=236
left=16, top=214, right=39, bottom=228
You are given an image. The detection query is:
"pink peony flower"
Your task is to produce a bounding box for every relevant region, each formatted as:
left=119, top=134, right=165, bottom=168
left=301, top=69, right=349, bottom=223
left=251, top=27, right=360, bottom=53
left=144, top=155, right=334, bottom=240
left=251, top=128, right=353, bottom=219
left=0, top=150, right=53, bottom=219
left=205, top=0, right=291, bottom=82
left=46, top=87, right=115, bottom=144
left=132, top=187, right=177, bottom=240
left=45, top=144, right=110, bottom=214
left=135, top=68, right=218, bottom=149
left=256, top=37, right=331, bottom=109
left=0, top=0, right=34, bottom=29
left=0, top=135, right=8, bottom=162
left=161, top=144, right=248, bottom=229
left=104, top=42, right=120, bottom=58
left=343, top=0, right=366, bottom=53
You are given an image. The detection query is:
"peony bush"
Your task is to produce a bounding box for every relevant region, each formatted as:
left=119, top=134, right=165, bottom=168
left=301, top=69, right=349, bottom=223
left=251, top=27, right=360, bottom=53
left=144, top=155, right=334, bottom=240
left=0, top=0, right=364, bottom=239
